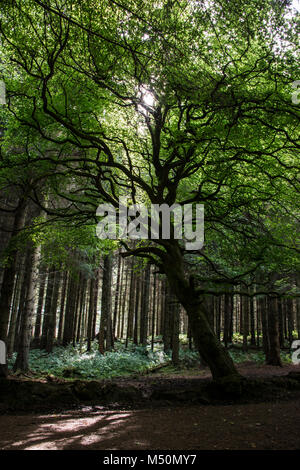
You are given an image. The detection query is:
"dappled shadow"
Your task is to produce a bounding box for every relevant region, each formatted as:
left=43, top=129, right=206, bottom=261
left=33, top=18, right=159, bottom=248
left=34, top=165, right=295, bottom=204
left=1, top=398, right=300, bottom=450
left=1, top=364, right=300, bottom=450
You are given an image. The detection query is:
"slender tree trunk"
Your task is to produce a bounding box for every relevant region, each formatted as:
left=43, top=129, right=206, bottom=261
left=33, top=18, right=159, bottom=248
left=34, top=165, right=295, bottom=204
left=133, top=274, right=141, bottom=345
left=33, top=265, right=46, bottom=343
left=266, top=296, right=282, bottom=366
left=151, top=272, right=157, bottom=351
left=72, top=273, right=82, bottom=346
left=172, top=298, right=180, bottom=366
left=40, top=267, right=55, bottom=350
left=215, top=296, right=221, bottom=340
left=92, top=269, right=99, bottom=341
left=87, top=277, right=95, bottom=352
left=46, top=269, right=61, bottom=353
left=142, top=264, right=151, bottom=347
left=57, top=271, right=68, bottom=343
left=7, top=270, right=21, bottom=356
left=126, top=258, right=135, bottom=347
left=119, top=261, right=129, bottom=340
left=62, top=274, right=77, bottom=346
left=163, top=283, right=172, bottom=352
left=278, top=298, right=285, bottom=348
left=296, top=277, right=300, bottom=340
left=242, top=295, right=249, bottom=352
left=113, top=254, right=121, bottom=340
left=76, top=278, right=86, bottom=343
left=13, top=263, right=28, bottom=352
left=250, top=292, right=256, bottom=346
left=98, top=255, right=112, bottom=354
left=286, top=298, right=294, bottom=346
left=0, top=199, right=26, bottom=343
left=13, top=243, right=39, bottom=372
left=223, top=293, right=231, bottom=348
left=260, top=297, right=270, bottom=358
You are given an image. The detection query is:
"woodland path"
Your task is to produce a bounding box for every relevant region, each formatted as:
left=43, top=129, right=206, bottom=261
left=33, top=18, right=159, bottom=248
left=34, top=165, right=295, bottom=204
left=1, top=364, right=300, bottom=450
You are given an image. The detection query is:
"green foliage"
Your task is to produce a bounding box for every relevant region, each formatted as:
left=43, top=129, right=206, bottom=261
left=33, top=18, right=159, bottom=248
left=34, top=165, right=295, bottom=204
left=177, top=349, right=200, bottom=368
left=8, top=342, right=169, bottom=379
left=229, top=349, right=292, bottom=364
left=0, top=0, right=298, bottom=294
left=7, top=339, right=294, bottom=379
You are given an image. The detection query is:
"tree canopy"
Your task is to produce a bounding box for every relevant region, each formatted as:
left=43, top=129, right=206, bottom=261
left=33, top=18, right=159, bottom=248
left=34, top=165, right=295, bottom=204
left=0, top=0, right=299, bottom=380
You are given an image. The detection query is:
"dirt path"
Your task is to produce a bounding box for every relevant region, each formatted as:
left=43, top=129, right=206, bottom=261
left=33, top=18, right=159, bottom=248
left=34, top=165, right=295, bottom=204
left=1, top=363, right=300, bottom=450
left=1, top=399, right=300, bottom=450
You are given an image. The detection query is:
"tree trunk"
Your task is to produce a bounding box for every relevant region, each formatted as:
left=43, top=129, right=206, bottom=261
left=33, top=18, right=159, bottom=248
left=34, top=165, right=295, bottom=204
left=223, top=293, right=231, bottom=348
left=266, top=296, right=282, bottom=366
left=87, top=277, right=95, bottom=352
left=13, top=243, right=39, bottom=372
left=151, top=272, right=157, bottom=351
left=277, top=298, right=285, bottom=348
left=286, top=298, right=294, bottom=346
left=215, top=296, right=221, bottom=340
left=46, top=269, right=61, bottom=353
left=62, top=274, right=77, bottom=346
left=295, top=276, right=300, bottom=340
left=242, top=295, right=249, bottom=352
left=57, top=271, right=68, bottom=343
left=0, top=199, right=26, bottom=343
left=98, top=255, right=112, bottom=354
left=163, top=283, right=172, bottom=352
left=162, top=243, right=240, bottom=381
left=126, top=258, right=135, bottom=346
left=40, top=267, right=55, bottom=350
left=113, top=253, right=121, bottom=339
left=6, top=270, right=21, bottom=356
left=140, top=264, right=150, bottom=347
left=172, top=298, right=180, bottom=366
left=250, top=292, right=256, bottom=346
left=260, top=297, right=270, bottom=358
left=33, top=265, right=46, bottom=344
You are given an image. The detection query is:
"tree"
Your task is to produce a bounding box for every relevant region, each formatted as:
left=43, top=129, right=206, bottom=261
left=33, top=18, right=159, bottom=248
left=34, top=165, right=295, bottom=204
left=13, top=202, right=41, bottom=372
left=98, top=254, right=112, bottom=354
left=0, top=0, right=299, bottom=381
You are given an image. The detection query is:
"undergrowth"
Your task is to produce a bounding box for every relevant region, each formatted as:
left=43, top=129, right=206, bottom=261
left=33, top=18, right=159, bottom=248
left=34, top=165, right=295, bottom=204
left=8, top=341, right=169, bottom=379
left=7, top=338, right=293, bottom=380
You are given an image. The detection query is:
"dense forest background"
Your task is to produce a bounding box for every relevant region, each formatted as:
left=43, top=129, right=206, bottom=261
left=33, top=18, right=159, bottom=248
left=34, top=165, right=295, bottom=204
left=0, top=0, right=299, bottom=383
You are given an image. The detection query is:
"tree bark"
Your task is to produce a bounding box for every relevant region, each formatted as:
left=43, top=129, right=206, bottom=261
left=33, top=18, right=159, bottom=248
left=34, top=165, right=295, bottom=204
left=172, top=298, right=180, bottom=366
left=40, top=266, right=55, bottom=350
left=140, top=264, right=150, bottom=347
left=57, top=271, right=68, bottom=343
left=266, top=296, right=282, bottom=366
left=46, top=269, right=61, bottom=353
left=13, top=243, right=39, bottom=372
left=162, top=243, right=240, bottom=381
left=33, top=265, right=46, bottom=343
left=98, top=255, right=112, bottom=353
left=0, top=199, right=26, bottom=343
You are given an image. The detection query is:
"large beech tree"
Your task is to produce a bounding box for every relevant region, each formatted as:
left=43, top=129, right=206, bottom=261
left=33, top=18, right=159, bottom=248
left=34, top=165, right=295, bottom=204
left=0, top=0, right=299, bottom=380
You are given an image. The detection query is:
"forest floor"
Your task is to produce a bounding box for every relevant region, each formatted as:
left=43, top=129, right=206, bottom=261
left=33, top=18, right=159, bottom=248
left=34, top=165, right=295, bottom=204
left=1, top=362, right=300, bottom=450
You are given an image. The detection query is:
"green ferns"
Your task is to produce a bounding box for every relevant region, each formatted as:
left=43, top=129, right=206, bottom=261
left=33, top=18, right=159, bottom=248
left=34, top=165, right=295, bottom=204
left=8, top=342, right=169, bottom=379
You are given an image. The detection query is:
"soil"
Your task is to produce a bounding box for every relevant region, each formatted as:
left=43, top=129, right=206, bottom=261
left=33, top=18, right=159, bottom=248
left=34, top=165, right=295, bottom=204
left=1, top=362, right=300, bottom=450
